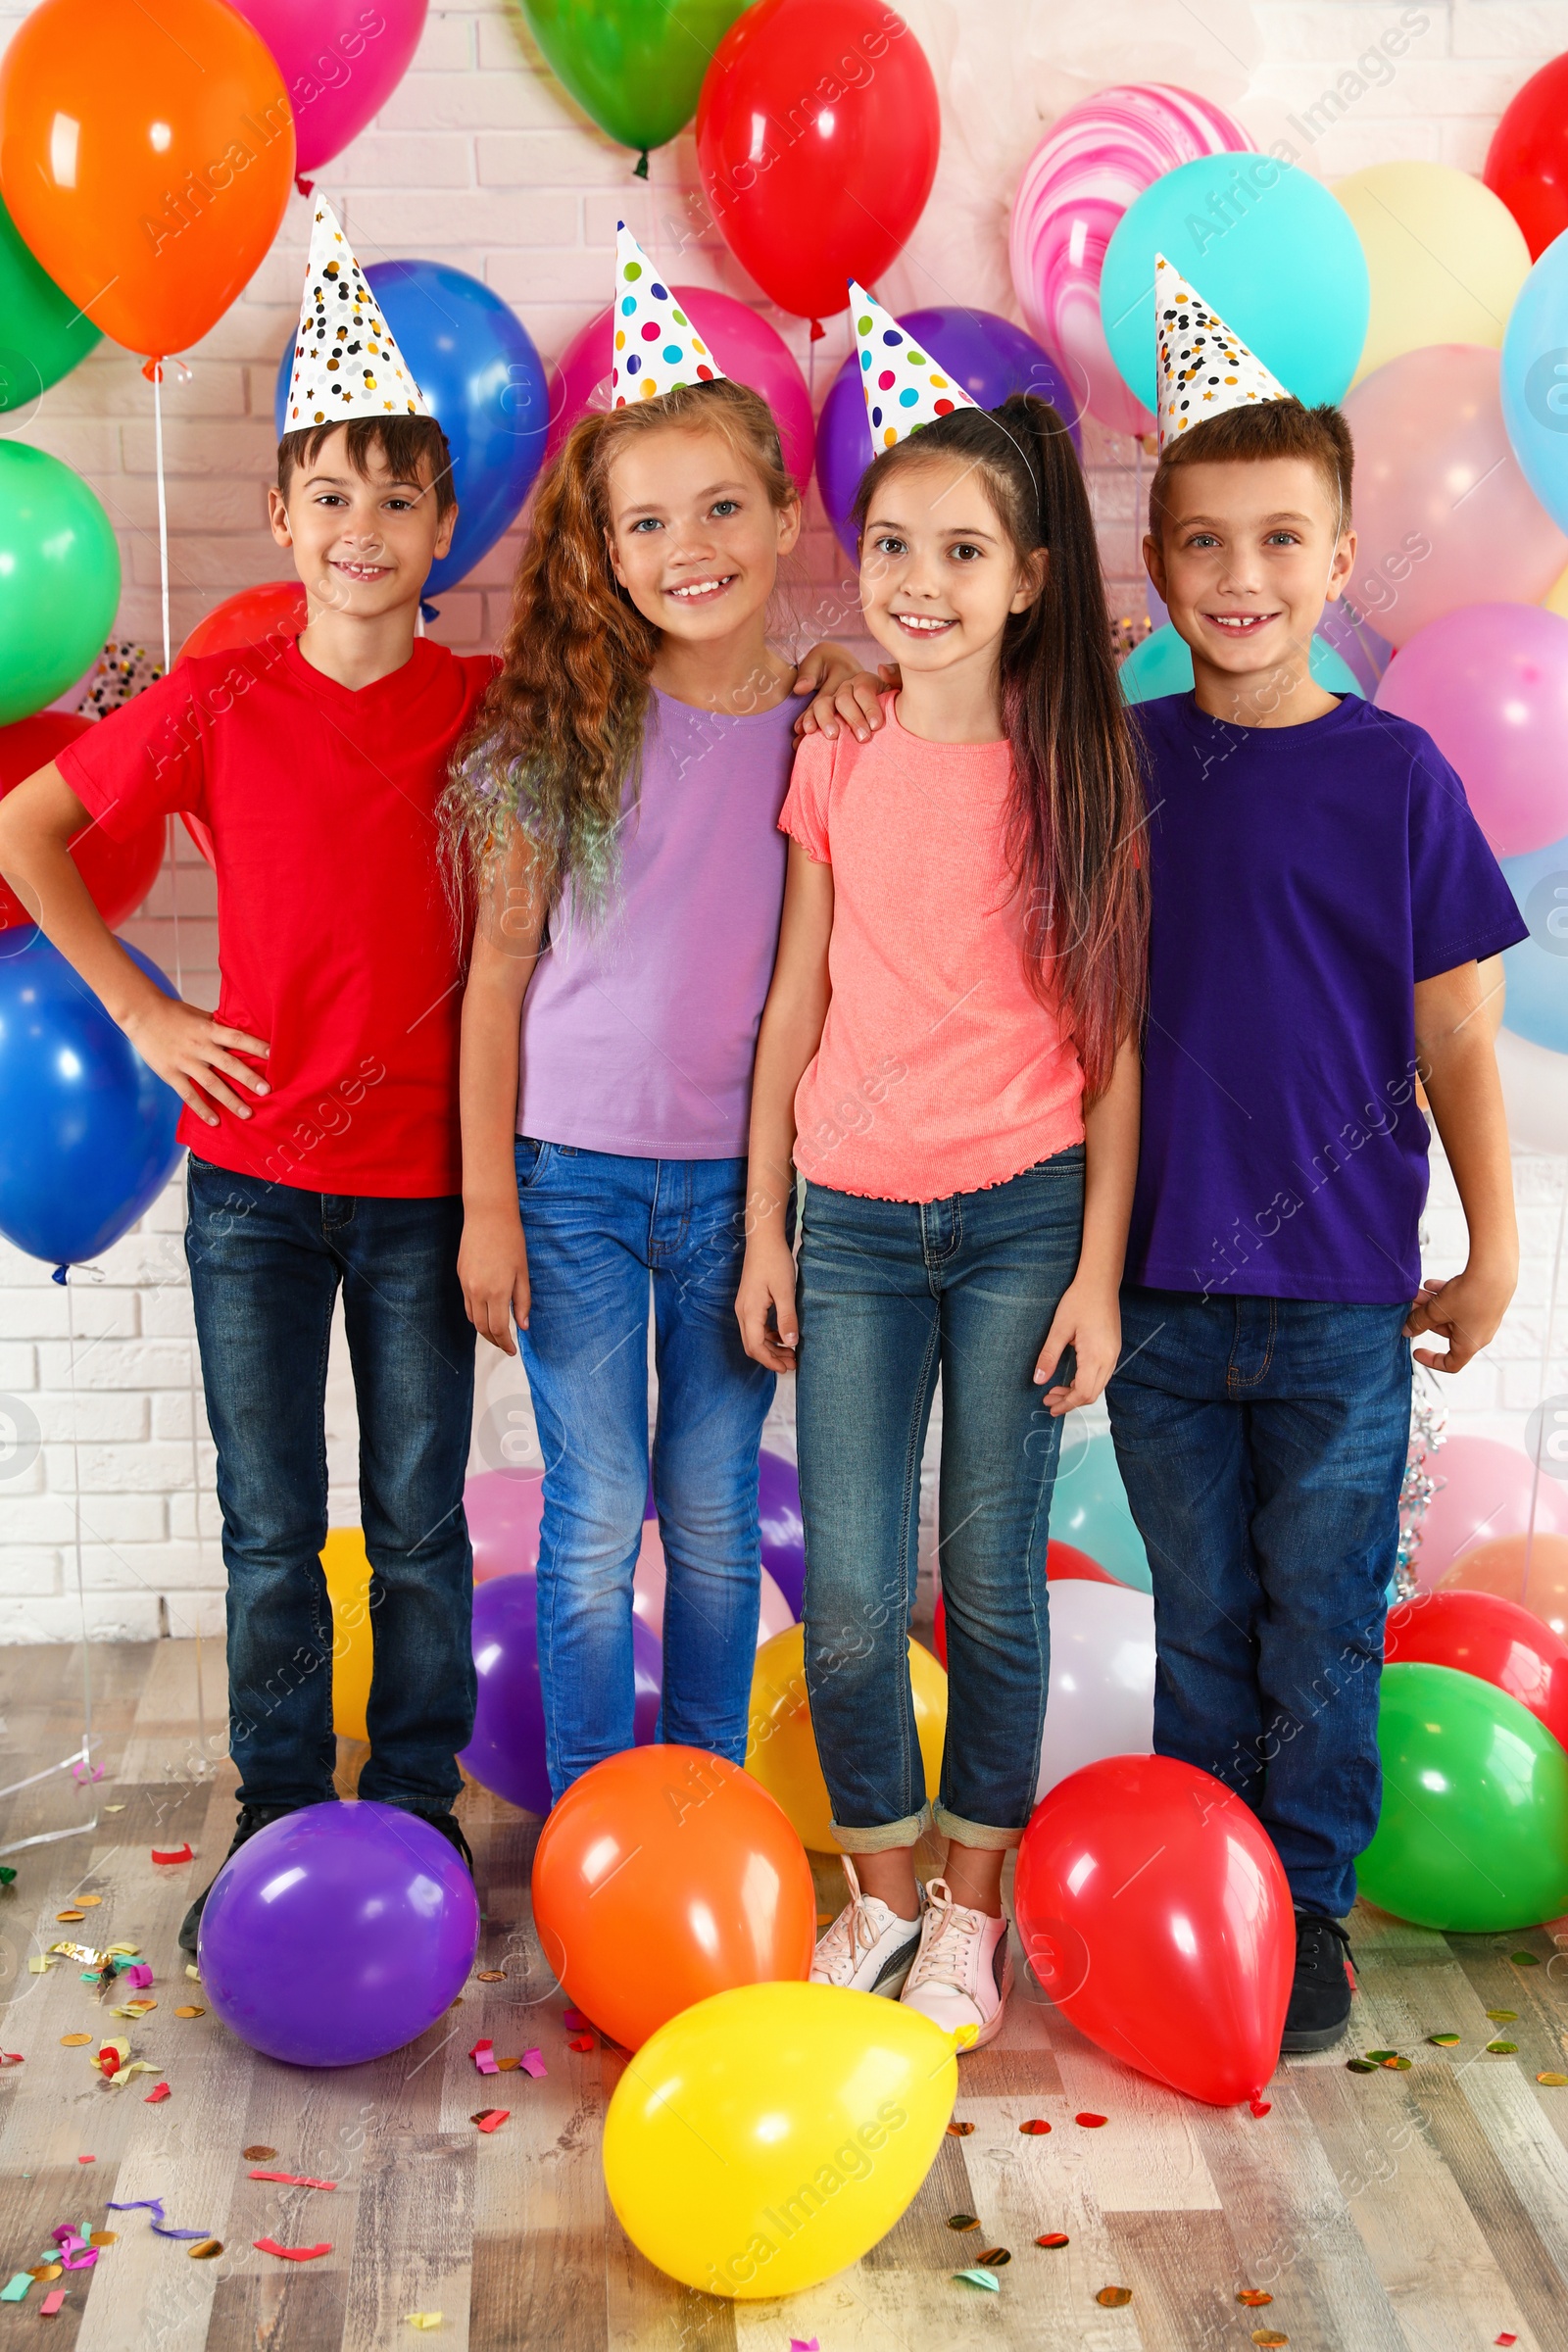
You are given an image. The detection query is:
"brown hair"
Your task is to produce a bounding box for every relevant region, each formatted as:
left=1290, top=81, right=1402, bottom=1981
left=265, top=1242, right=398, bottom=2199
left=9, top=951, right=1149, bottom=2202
left=1149, top=399, right=1353, bottom=539
left=851, top=394, right=1147, bottom=1098
left=441, top=376, right=796, bottom=908
left=276, top=415, right=458, bottom=519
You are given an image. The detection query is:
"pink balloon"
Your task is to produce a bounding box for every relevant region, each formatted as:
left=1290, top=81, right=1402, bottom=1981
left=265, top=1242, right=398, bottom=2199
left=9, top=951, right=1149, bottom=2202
left=1407, top=1436, right=1568, bottom=1592
left=756, top=1566, right=796, bottom=1644
left=1375, top=602, right=1568, bottom=857
left=466, top=1467, right=542, bottom=1587
left=230, top=0, right=429, bottom=177
left=1008, top=83, right=1253, bottom=436
left=545, top=287, right=815, bottom=491
left=632, top=1521, right=666, bottom=1639
left=1345, top=346, right=1568, bottom=651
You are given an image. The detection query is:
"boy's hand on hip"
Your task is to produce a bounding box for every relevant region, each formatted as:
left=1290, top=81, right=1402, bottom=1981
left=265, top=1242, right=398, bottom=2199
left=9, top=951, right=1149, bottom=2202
left=1035, top=1278, right=1121, bottom=1415
left=1404, top=1263, right=1514, bottom=1374
left=122, top=995, right=270, bottom=1124
left=736, top=1234, right=800, bottom=1374
left=460, top=1206, right=530, bottom=1353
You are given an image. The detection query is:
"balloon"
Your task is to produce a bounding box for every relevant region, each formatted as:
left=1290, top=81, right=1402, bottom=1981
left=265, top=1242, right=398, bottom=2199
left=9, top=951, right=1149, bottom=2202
left=1500, top=828, right=1568, bottom=1052
left=1485, top=51, right=1568, bottom=260
left=1049, top=1429, right=1152, bottom=1592
left=1501, top=228, right=1568, bottom=539
left=1119, top=621, right=1363, bottom=707
left=1374, top=604, right=1568, bottom=858
left=0, top=444, right=121, bottom=726
left=1346, top=349, right=1568, bottom=652
left=1357, top=1662, right=1568, bottom=1932
left=274, top=260, right=548, bottom=599
left=523, top=0, right=748, bottom=163
left=230, top=0, right=428, bottom=177
left=756, top=1564, right=795, bottom=1643
left=1336, top=163, right=1531, bottom=385
left=466, top=1464, right=544, bottom=1585
left=532, top=1744, right=813, bottom=2050
left=0, top=0, right=294, bottom=359
left=0, top=193, right=99, bottom=413
left=1102, top=154, right=1368, bottom=416
left=1384, top=1587, right=1568, bottom=1751
left=0, top=714, right=164, bottom=933
left=199, top=1800, right=478, bottom=2065
left=695, top=0, right=940, bottom=327
left=1014, top=1754, right=1293, bottom=2105
left=458, top=1569, right=661, bottom=1815
left=1008, top=83, right=1252, bottom=436
left=1412, top=1434, right=1568, bottom=1590
left=179, top=581, right=308, bottom=665
left=319, top=1526, right=372, bottom=1743
left=745, top=1624, right=947, bottom=1854
left=934, top=1539, right=1117, bottom=1665
left=1034, top=1583, right=1154, bottom=1800
left=545, top=286, right=815, bottom=490
left=759, top=1446, right=804, bottom=1616
left=815, top=307, right=1082, bottom=564
left=0, top=931, right=181, bottom=1265
left=1442, top=1532, right=1568, bottom=1644
left=1314, top=595, right=1393, bottom=698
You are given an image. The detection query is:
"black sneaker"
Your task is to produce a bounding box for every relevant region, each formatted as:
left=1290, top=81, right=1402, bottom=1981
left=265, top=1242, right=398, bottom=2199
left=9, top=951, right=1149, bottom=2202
left=1281, top=1910, right=1355, bottom=2053
left=411, top=1809, right=474, bottom=1875
left=177, top=1803, right=301, bottom=1955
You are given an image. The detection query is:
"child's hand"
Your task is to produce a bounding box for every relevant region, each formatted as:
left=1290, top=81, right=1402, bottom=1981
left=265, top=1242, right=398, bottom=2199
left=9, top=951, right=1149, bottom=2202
left=1033, top=1278, right=1122, bottom=1415
left=122, top=995, right=270, bottom=1125
left=736, top=1233, right=800, bottom=1374
left=460, top=1206, right=531, bottom=1353
left=794, top=662, right=900, bottom=743
left=1404, top=1265, right=1513, bottom=1374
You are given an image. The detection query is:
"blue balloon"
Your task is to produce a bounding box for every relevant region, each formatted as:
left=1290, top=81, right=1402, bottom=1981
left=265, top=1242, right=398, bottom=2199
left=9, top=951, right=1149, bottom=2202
left=1500, top=829, right=1568, bottom=1054
left=1119, top=620, right=1363, bottom=705
left=275, top=260, right=548, bottom=601
left=1101, top=153, right=1369, bottom=415
left=1050, top=1429, right=1151, bottom=1592
left=0, top=930, right=182, bottom=1266
left=815, top=306, right=1083, bottom=564
left=1501, top=229, right=1568, bottom=536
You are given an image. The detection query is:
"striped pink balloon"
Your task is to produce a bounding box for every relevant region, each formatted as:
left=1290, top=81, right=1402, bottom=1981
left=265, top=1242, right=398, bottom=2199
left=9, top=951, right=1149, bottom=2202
left=1009, top=84, right=1254, bottom=435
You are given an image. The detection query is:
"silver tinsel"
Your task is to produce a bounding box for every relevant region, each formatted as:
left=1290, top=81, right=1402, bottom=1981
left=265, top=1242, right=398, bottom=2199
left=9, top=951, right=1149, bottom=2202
left=1395, top=1375, right=1447, bottom=1602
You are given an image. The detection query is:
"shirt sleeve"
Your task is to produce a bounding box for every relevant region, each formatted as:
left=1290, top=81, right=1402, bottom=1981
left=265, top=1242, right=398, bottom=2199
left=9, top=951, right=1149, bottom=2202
left=1407, top=735, right=1530, bottom=981
left=54, top=667, right=214, bottom=841
left=779, top=730, right=834, bottom=863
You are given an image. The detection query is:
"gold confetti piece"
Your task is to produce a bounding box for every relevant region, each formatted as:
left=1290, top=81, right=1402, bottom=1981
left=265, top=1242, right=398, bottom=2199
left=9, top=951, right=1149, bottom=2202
left=55, top=1911, right=84, bottom=1924
left=74, top=1895, right=102, bottom=1908
left=975, top=2247, right=1011, bottom=2267
left=1487, top=2009, right=1518, bottom=2023
left=103, top=1804, right=124, bottom=1813
left=87, top=2234, right=116, bottom=2249
left=1429, top=2034, right=1461, bottom=2047
left=1096, top=2286, right=1133, bottom=2308
left=28, top=2264, right=62, bottom=2283
left=1538, top=2072, right=1568, bottom=2086
left=188, top=2241, right=223, bottom=2261
left=1036, top=2232, right=1069, bottom=2249
left=475, top=1971, right=506, bottom=1983
left=185, top=1965, right=202, bottom=1981
left=1487, top=2040, right=1519, bottom=2055
left=946, top=2120, right=975, bottom=2136
left=105, top=1944, right=138, bottom=1957
left=27, top=1958, right=52, bottom=1974
left=1238, top=2290, right=1273, bottom=2307
left=243, top=2145, right=277, bottom=2161
left=406, top=2321, right=443, bottom=2334
left=59, top=2034, right=92, bottom=2048
left=1251, top=2333, right=1290, bottom=2348
left=174, top=2006, right=205, bottom=2019
left=946, top=2214, right=979, bottom=2231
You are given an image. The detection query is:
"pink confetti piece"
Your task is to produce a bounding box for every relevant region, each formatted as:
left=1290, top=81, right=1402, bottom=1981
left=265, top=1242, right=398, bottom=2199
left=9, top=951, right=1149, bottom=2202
left=518, top=2048, right=546, bottom=2080
left=39, top=2288, right=66, bottom=2316
left=123, top=1965, right=153, bottom=1989
left=1495, top=2337, right=1518, bottom=2347
left=75, top=2157, right=94, bottom=2167
left=468, top=2038, right=500, bottom=2077
left=144, top=2083, right=170, bottom=2105
left=0, top=2053, right=22, bottom=2066
left=253, top=2239, right=331, bottom=2262
left=790, top=2339, right=820, bottom=2351
left=248, top=2171, right=336, bottom=2191
left=562, top=2008, right=588, bottom=2032
left=473, top=2110, right=510, bottom=2134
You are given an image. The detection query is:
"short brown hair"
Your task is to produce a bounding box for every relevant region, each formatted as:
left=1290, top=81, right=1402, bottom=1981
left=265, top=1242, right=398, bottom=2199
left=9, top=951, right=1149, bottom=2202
left=1149, top=399, right=1353, bottom=539
left=276, top=415, right=457, bottom=519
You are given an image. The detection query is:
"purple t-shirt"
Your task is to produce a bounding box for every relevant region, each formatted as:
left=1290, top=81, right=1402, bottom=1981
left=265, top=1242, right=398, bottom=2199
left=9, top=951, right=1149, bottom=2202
left=1126, top=691, right=1527, bottom=1304
left=517, top=686, right=798, bottom=1157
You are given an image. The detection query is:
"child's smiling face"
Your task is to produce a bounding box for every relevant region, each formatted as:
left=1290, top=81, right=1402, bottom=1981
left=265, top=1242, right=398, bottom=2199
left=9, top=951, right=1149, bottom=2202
left=269, top=426, right=455, bottom=616
left=858, top=455, right=1044, bottom=679
left=604, top=422, right=800, bottom=644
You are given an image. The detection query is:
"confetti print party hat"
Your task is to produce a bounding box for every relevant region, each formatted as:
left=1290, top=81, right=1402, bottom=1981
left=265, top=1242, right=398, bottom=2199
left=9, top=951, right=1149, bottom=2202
left=284, top=201, right=432, bottom=428
left=1154, top=253, right=1291, bottom=449
left=851, top=280, right=978, bottom=453
left=612, top=223, right=726, bottom=405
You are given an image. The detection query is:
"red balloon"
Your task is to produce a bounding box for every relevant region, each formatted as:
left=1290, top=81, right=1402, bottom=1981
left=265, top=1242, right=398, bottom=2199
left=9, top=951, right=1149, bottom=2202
left=174, top=584, right=308, bottom=866
left=0, top=712, right=163, bottom=932
left=1485, top=52, right=1568, bottom=260
left=1014, top=1755, right=1294, bottom=2106
left=1385, top=1587, right=1568, bottom=1751
left=934, top=1541, right=1116, bottom=1665
left=695, top=0, right=940, bottom=326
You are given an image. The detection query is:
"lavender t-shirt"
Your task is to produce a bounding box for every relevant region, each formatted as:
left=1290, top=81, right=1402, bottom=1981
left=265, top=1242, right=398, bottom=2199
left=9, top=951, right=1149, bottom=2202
left=517, top=686, right=799, bottom=1157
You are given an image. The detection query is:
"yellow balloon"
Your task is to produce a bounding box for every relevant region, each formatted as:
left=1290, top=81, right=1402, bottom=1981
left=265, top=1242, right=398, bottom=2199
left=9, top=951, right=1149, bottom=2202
left=603, top=1981, right=959, bottom=2298
left=320, top=1527, right=372, bottom=1742
left=1336, top=162, right=1530, bottom=385
left=746, top=1623, right=947, bottom=1853
left=1546, top=564, right=1568, bottom=621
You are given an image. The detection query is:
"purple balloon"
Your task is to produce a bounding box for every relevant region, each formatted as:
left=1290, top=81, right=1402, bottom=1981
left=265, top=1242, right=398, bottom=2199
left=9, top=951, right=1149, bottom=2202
left=1315, top=598, right=1393, bottom=698
left=815, top=306, right=1085, bottom=564
left=198, top=1802, right=478, bottom=2067
left=459, top=1569, right=662, bottom=1814
left=759, top=1446, right=805, bottom=1619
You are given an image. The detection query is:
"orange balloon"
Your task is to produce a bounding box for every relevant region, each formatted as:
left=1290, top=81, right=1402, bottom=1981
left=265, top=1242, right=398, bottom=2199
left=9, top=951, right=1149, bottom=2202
left=0, top=0, right=294, bottom=359
left=1440, top=1531, right=1568, bottom=1642
left=531, top=1744, right=815, bottom=2052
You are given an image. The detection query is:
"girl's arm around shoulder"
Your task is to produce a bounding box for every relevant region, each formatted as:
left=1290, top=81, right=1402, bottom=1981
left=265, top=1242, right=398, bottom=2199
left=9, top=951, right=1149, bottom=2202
left=1034, top=1033, right=1142, bottom=1414
left=457, top=822, right=549, bottom=1355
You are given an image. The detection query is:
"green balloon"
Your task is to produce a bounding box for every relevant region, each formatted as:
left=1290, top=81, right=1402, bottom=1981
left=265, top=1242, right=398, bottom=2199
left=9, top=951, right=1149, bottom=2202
left=1118, top=621, right=1364, bottom=705
left=0, top=198, right=101, bottom=414
left=523, top=0, right=749, bottom=158
left=1050, top=1430, right=1152, bottom=1592
left=1358, top=1662, right=1568, bottom=1932
left=0, top=445, right=121, bottom=726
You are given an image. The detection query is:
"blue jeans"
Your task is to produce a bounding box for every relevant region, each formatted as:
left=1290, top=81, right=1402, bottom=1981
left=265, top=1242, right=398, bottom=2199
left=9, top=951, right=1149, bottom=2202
left=795, top=1151, right=1086, bottom=1850
left=185, top=1158, right=476, bottom=1813
left=516, top=1142, right=775, bottom=1798
left=1107, top=1287, right=1411, bottom=1919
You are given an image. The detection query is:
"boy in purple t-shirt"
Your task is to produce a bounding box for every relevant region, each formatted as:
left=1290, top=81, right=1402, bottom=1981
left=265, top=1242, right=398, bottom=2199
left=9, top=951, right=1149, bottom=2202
left=1108, top=339, right=1527, bottom=2052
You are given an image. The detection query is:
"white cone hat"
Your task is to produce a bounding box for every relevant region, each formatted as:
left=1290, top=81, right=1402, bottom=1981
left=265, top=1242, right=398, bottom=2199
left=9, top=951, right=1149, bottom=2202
left=850, top=278, right=977, bottom=454
left=612, top=223, right=725, bottom=406
left=1154, top=254, right=1292, bottom=449
left=284, top=200, right=432, bottom=429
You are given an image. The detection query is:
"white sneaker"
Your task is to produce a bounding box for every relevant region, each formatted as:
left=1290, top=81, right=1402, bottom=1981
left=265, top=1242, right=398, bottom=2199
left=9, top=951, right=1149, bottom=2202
left=899, top=1879, right=1012, bottom=2048
left=809, top=1858, right=925, bottom=1996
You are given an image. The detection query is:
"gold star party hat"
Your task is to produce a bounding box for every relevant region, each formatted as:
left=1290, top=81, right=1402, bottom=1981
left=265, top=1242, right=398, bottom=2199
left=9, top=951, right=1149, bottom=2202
left=612, top=223, right=725, bottom=405
left=1154, top=254, right=1292, bottom=449
left=284, top=200, right=432, bottom=427
left=852, top=279, right=978, bottom=453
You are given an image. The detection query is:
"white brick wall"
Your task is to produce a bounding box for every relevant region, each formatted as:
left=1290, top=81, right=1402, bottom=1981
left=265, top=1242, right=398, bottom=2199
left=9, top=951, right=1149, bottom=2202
left=2, top=0, right=1566, bottom=1636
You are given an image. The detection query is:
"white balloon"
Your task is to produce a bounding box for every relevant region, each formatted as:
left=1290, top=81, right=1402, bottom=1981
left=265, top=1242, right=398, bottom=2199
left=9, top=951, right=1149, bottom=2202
left=1496, top=1024, right=1568, bottom=1156
left=1036, top=1581, right=1155, bottom=1800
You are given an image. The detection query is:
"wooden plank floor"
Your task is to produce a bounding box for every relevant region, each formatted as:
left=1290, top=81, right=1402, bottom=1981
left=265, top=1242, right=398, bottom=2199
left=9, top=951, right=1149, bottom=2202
left=0, top=1642, right=1563, bottom=2351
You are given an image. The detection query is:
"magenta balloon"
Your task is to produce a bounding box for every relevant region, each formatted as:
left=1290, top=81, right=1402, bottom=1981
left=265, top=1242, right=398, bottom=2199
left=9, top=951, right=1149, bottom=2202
left=1375, top=603, right=1568, bottom=858
left=1008, top=82, right=1252, bottom=435
left=230, top=0, right=430, bottom=175
left=1407, top=1434, right=1568, bottom=1592
left=1345, top=346, right=1568, bottom=651
left=460, top=1569, right=662, bottom=1814
left=466, top=1466, right=543, bottom=1586
left=545, top=287, right=815, bottom=490
left=198, top=1801, right=478, bottom=2066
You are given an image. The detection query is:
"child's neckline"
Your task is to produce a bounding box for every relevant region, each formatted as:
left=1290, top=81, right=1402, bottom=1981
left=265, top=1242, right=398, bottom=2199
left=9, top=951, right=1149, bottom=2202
left=887, top=692, right=1007, bottom=751
left=651, top=673, right=799, bottom=720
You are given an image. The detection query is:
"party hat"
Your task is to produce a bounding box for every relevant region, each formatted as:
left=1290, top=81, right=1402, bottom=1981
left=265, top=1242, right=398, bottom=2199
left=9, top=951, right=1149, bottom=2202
left=283, top=200, right=432, bottom=429
left=1154, top=254, right=1291, bottom=449
left=851, top=280, right=977, bottom=453
left=612, top=223, right=725, bottom=405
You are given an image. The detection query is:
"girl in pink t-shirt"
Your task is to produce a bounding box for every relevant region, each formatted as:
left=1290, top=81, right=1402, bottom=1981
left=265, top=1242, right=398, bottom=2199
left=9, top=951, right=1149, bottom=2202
left=737, top=393, right=1148, bottom=2048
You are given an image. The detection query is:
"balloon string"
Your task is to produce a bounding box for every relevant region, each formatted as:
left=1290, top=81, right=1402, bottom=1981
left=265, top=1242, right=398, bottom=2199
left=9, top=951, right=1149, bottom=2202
left=64, top=1273, right=98, bottom=1815
left=1523, top=1162, right=1568, bottom=1609
left=153, top=367, right=171, bottom=676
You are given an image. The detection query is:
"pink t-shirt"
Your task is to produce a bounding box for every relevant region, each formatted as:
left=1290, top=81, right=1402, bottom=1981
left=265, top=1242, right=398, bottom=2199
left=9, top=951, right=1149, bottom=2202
left=780, top=696, right=1085, bottom=1203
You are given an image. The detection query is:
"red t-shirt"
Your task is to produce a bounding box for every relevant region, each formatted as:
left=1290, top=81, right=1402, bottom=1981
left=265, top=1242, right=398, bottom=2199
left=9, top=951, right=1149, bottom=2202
left=58, top=636, right=496, bottom=1197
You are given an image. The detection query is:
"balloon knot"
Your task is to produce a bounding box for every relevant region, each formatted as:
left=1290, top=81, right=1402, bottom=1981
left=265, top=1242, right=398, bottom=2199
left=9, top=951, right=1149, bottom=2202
left=633, top=150, right=650, bottom=179
left=420, top=601, right=440, bottom=624
left=809, top=318, right=826, bottom=341
left=141, top=359, right=164, bottom=384
left=295, top=174, right=316, bottom=198
left=1249, top=2097, right=1272, bottom=2118
left=51, top=1265, right=68, bottom=1286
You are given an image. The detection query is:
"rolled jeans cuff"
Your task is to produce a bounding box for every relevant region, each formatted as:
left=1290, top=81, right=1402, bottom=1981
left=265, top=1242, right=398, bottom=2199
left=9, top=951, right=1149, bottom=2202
left=933, top=1805, right=1024, bottom=1852
left=831, top=1803, right=931, bottom=1854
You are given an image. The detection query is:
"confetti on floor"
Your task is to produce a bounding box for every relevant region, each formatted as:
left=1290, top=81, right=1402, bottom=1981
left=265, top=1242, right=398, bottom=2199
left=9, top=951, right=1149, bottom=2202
left=0, top=2275, right=29, bottom=2303
left=174, top=2006, right=205, bottom=2020
left=468, top=2039, right=500, bottom=2077
left=1511, top=1953, right=1540, bottom=1967
left=1487, top=2041, right=1520, bottom=2055
left=946, top=2120, right=975, bottom=2136
left=518, top=2049, right=547, bottom=2080
left=1251, top=2332, right=1289, bottom=2347
left=1238, top=2290, right=1274, bottom=2307
left=975, top=2246, right=1010, bottom=2267
left=59, top=2036, right=91, bottom=2049
left=108, top=2199, right=209, bottom=2242
left=1538, top=2072, right=1568, bottom=2086
left=242, top=2146, right=277, bottom=2162
left=1429, top=2034, right=1461, bottom=2047
left=475, top=1971, right=506, bottom=1984
left=1018, top=2118, right=1051, bottom=2134
left=151, top=1846, right=193, bottom=1866
left=406, top=2319, right=443, bottom=2333
left=1076, top=2112, right=1107, bottom=2129
left=249, top=2170, right=336, bottom=2190
left=1035, top=2233, right=1069, bottom=2250
left=38, top=2288, right=65, bottom=2316
left=54, top=1912, right=84, bottom=1925
left=1347, top=2059, right=1378, bottom=2074
left=253, top=2239, right=332, bottom=2262
left=789, top=2339, right=819, bottom=2352
left=471, top=2110, right=509, bottom=2133
left=187, top=2241, right=222, bottom=2261
left=1096, top=2286, right=1133, bottom=2307
left=1496, top=2332, right=1519, bottom=2345
left=74, top=1895, right=102, bottom=1909
left=562, top=2009, right=588, bottom=2031
left=1486, top=2010, right=1518, bottom=2024
left=953, top=2268, right=1000, bottom=2292
left=947, top=2213, right=978, bottom=2231
left=76, top=2157, right=94, bottom=2166
left=567, top=2034, right=594, bottom=2053
left=86, top=2236, right=115, bottom=2251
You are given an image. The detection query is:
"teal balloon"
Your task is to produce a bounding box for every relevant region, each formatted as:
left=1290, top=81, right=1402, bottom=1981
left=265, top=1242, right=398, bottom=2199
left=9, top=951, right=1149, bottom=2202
left=1500, top=829, right=1568, bottom=1054
left=1500, top=227, right=1568, bottom=536
left=1101, top=153, right=1369, bottom=414
left=1357, top=1662, right=1568, bottom=1932
left=1119, top=622, right=1364, bottom=706
left=0, top=196, right=101, bottom=413
left=523, top=0, right=749, bottom=156
left=0, top=445, right=121, bottom=726
left=1050, top=1431, right=1151, bottom=1592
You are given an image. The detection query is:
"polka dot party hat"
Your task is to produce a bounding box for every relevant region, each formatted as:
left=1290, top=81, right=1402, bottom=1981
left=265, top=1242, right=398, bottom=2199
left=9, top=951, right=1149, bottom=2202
left=850, top=279, right=977, bottom=454
left=284, top=200, right=432, bottom=428
left=1154, top=253, right=1291, bottom=450
left=612, top=223, right=726, bottom=405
